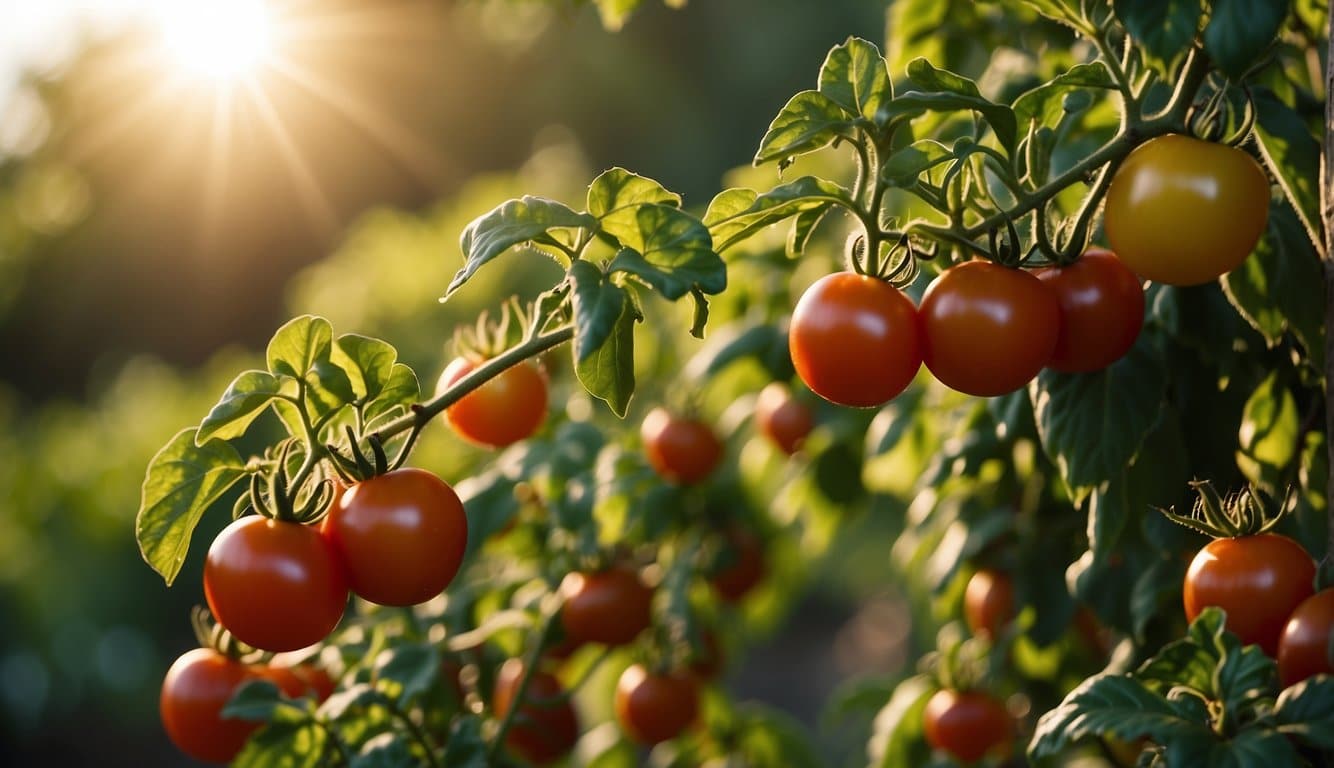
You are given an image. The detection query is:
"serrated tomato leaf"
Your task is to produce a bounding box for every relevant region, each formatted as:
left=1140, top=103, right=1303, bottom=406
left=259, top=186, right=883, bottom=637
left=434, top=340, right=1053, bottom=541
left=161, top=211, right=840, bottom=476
left=754, top=90, right=857, bottom=166
left=587, top=167, right=680, bottom=239
left=450, top=196, right=597, bottom=297
left=1028, top=674, right=1207, bottom=759
left=706, top=177, right=853, bottom=252
left=137, top=428, right=248, bottom=585
left=900, top=58, right=1018, bottom=151
left=1252, top=90, right=1323, bottom=257
left=1012, top=62, right=1115, bottom=128
left=605, top=204, right=725, bottom=299
left=1275, top=677, right=1334, bottom=749
left=268, top=315, right=334, bottom=380
left=818, top=37, right=893, bottom=124
left=198, top=370, right=291, bottom=444
left=333, top=334, right=398, bottom=402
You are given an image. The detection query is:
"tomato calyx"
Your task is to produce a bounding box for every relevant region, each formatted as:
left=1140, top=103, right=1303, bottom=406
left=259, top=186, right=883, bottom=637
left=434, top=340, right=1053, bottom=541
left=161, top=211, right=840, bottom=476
left=239, top=439, right=337, bottom=525
left=1158, top=480, right=1289, bottom=539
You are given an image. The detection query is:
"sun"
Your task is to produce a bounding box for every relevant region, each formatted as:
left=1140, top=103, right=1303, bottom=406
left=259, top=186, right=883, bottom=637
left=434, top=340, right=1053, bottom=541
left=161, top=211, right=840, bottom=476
left=155, top=0, right=275, bottom=81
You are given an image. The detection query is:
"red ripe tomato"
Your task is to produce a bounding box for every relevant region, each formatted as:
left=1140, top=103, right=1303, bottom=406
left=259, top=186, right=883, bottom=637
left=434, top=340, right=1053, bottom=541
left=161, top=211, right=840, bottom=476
left=919, top=260, right=1060, bottom=397
left=754, top=382, right=814, bottom=455
left=789, top=272, right=922, bottom=408
left=282, top=663, right=336, bottom=702
left=1183, top=533, right=1315, bottom=655
left=964, top=569, right=1015, bottom=641
left=560, top=566, right=654, bottom=647
left=438, top=357, right=547, bottom=448
left=1103, top=134, right=1270, bottom=286
left=614, top=664, right=699, bottom=746
left=1278, top=589, right=1334, bottom=687
left=709, top=527, right=767, bottom=603
left=323, top=467, right=468, bottom=607
left=1034, top=248, right=1145, bottom=373
left=257, top=664, right=308, bottom=699
left=204, top=516, right=348, bottom=652
left=923, top=689, right=1013, bottom=763
left=640, top=408, right=723, bottom=485
left=493, top=659, right=579, bottom=765
left=160, top=648, right=264, bottom=764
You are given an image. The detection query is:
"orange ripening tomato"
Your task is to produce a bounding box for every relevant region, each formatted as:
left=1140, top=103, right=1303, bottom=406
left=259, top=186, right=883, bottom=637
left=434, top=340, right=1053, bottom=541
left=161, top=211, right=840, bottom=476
left=1183, top=532, right=1315, bottom=656
left=1102, top=134, right=1269, bottom=286
left=438, top=357, right=548, bottom=448
left=1034, top=248, right=1145, bottom=373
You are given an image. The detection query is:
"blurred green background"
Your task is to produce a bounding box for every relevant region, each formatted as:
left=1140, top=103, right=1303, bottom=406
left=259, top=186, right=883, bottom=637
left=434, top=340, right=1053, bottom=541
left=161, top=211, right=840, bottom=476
left=0, top=0, right=901, bottom=764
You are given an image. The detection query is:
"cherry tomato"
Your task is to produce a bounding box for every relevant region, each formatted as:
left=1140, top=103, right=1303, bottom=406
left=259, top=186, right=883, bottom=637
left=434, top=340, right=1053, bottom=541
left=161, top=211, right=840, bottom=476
left=438, top=357, right=547, bottom=448
left=964, top=569, right=1015, bottom=641
left=754, top=382, right=814, bottom=455
left=1103, top=134, right=1270, bottom=286
left=641, top=408, right=723, bottom=485
left=614, top=664, right=699, bottom=746
left=1034, top=248, right=1144, bottom=373
left=1183, top=533, right=1315, bottom=655
left=205, top=516, right=348, bottom=652
left=919, top=260, right=1060, bottom=397
left=560, top=566, right=653, bottom=647
left=789, top=272, right=922, bottom=408
left=493, top=659, right=579, bottom=765
left=258, top=664, right=308, bottom=699
left=1278, top=589, right=1334, bottom=687
left=323, top=467, right=468, bottom=607
left=160, top=648, right=263, bottom=764
left=709, top=527, right=766, bottom=604
left=923, top=689, right=1013, bottom=763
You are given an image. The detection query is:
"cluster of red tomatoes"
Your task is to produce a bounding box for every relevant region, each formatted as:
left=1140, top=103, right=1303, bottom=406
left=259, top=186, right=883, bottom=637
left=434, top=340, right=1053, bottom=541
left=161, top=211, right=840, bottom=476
left=789, top=248, right=1146, bottom=407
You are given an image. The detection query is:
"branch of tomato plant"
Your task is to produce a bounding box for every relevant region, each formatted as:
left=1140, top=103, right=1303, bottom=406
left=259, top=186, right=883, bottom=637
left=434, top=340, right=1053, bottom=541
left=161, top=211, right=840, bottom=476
left=486, top=604, right=559, bottom=763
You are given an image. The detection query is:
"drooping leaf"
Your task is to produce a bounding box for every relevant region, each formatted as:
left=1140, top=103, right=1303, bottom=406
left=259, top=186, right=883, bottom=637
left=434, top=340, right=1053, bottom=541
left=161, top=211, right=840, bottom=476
left=450, top=197, right=597, bottom=296
left=1252, top=90, right=1324, bottom=257
left=1203, top=0, right=1290, bottom=79
left=897, top=58, right=1018, bottom=151
left=575, top=294, right=637, bottom=417
left=1113, top=0, right=1204, bottom=72
left=568, top=260, right=629, bottom=364
left=137, top=428, right=248, bottom=585
left=1236, top=372, right=1299, bottom=490
left=882, top=139, right=953, bottom=186
left=1012, top=62, right=1115, bottom=128
left=198, top=370, right=291, bottom=443
left=706, top=177, right=854, bottom=252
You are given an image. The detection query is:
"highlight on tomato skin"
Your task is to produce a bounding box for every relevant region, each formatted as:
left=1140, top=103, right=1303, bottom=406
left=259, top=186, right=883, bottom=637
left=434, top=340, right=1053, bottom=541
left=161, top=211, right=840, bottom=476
left=754, top=381, right=814, bottom=455
left=788, top=271, right=922, bottom=409
left=614, top=664, right=700, bottom=746
left=160, top=648, right=267, bottom=764
left=1034, top=248, right=1145, bottom=374
left=1277, top=589, right=1334, bottom=688
left=640, top=407, right=724, bottom=485
left=922, top=688, right=1014, bottom=764
left=559, top=565, right=654, bottom=647
left=964, top=568, right=1015, bottom=641
left=437, top=356, right=548, bottom=448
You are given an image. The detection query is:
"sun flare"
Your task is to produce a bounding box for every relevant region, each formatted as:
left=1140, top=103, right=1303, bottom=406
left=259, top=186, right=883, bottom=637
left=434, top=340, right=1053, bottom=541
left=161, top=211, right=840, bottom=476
left=155, top=0, right=275, bottom=81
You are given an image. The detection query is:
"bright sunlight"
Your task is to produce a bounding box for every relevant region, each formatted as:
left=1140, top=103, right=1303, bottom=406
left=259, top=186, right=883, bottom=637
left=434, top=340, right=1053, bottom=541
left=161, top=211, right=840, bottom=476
left=155, top=0, right=274, bottom=80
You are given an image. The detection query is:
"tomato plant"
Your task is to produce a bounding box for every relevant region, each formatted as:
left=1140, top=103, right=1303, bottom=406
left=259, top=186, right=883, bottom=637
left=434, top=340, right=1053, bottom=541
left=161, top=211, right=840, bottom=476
left=922, top=689, right=1012, bottom=764
left=640, top=407, right=724, bottom=485
left=159, top=648, right=266, bottom=764
left=493, top=659, right=580, bottom=765
left=203, top=515, right=348, bottom=653
left=1103, top=134, right=1270, bottom=287
left=919, top=260, right=1060, bottom=397
left=1278, top=589, right=1334, bottom=687
left=1183, top=532, right=1316, bottom=656
left=1034, top=248, right=1145, bottom=373
left=322, top=467, right=468, bottom=607
left=438, top=357, right=548, bottom=448
left=614, top=664, right=700, bottom=746
left=559, top=566, right=654, bottom=647
left=788, top=272, right=921, bottom=408
left=754, top=381, right=814, bottom=455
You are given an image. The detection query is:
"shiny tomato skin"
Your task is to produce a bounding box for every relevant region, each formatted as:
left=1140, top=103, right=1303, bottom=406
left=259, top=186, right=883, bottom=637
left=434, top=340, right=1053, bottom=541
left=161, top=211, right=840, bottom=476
left=709, top=527, right=767, bottom=604
left=1278, top=589, right=1334, bottom=687
left=919, top=260, right=1060, bottom=397
left=1034, top=248, right=1145, bottom=373
left=789, top=272, right=922, bottom=408
left=923, top=689, right=1013, bottom=763
left=1103, top=134, right=1270, bottom=286
left=614, top=664, right=700, bottom=746
left=439, top=357, right=548, bottom=448
left=560, top=566, right=654, bottom=647
left=964, top=569, right=1015, bottom=641
left=493, top=659, right=580, bottom=765
left=754, top=382, right=814, bottom=455
left=1183, top=533, right=1315, bottom=656
left=641, top=408, right=723, bottom=485
left=204, top=516, right=348, bottom=652
left=323, top=468, right=468, bottom=607
left=160, top=648, right=263, bottom=764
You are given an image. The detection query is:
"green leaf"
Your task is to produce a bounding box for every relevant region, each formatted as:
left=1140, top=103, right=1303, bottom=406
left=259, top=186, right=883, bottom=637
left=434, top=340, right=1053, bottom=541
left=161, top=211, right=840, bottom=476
left=1203, top=0, right=1290, bottom=79
left=753, top=90, right=857, bottom=166
left=351, top=734, right=420, bottom=768
left=1236, top=372, right=1299, bottom=489
left=788, top=205, right=830, bottom=257
left=1163, top=728, right=1300, bottom=768
left=198, top=370, right=290, bottom=443
left=1012, top=62, right=1115, bottom=128
left=568, top=260, right=628, bottom=364
left=1113, top=0, right=1203, bottom=71
left=450, top=196, right=597, bottom=296
left=1275, top=677, right=1334, bottom=749
left=818, top=37, right=893, bottom=123
left=706, top=177, right=854, bottom=252
left=441, top=717, right=490, bottom=768
left=234, top=720, right=328, bottom=768
left=1135, top=628, right=1221, bottom=696
left=586, top=167, right=681, bottom=237
left=882, top=140, right=953, bottom=186
left=575, top=294, right=637, bottom=417
left=223, top=680, right=305, bottom=723
left=268, top=315, right=334, bottom=380
left=1029, top=674, right=1208, bottom=759
left=1216, top=642, right=1278, bottom=717
left=137, top=428, right=247, bottom=585
left=898, top=58, right=1018, bottom=151
left=1030, top=334, right=1168, bottom=499
left=682, top=319, right=789, bottom=381
left=1252, top=90, right=1324, bottom=257
left=605, top=205, right=726, bottom=299
left=304, top=360, right=357, bottom=422
left=868, top=676, right=937, bottom=768
left=734, top=704, right=823, bottom=768
left=363, top=364, right=420, bottom=423
left=333, top=334, right=398, bottom=402
left=374, top=643, right=441, bottom=709
left=1021, top=0, right=1086, bottom=26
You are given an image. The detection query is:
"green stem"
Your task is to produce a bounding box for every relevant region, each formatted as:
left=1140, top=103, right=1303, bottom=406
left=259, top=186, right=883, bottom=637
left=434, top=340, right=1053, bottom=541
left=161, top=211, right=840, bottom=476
left=487, top=610, right=558, bottom=763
